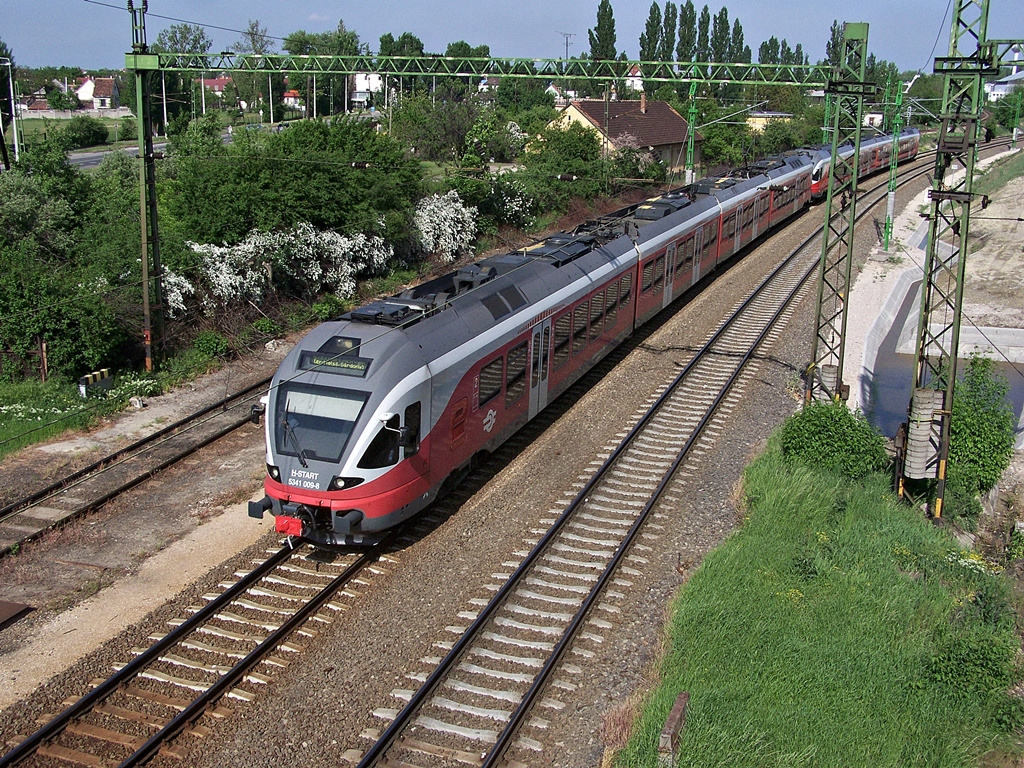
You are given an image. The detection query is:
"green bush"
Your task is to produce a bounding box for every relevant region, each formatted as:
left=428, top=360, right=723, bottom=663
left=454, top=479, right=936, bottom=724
left=192, top=330, right=228, bottom=359
left=61, top=115, right=109, bottom=150
left=252, top=317, right=283, bottom=338
left=949, top=355, right=1015, bottom=494
left=926, top=625, right=1018, bottom=696
left=779, top=401, right=889, bottom=479
left=311, top=294, right=345, bottom=321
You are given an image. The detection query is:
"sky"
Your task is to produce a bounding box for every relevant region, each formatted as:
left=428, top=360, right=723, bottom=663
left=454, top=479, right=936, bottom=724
left=2, top=0, right=1022, bottom=75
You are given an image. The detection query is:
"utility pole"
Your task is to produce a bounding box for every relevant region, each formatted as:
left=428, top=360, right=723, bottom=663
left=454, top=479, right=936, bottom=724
left=1, top=57, right=20, bottom=163
left=556, top=31, right=575, bottom=61
left=805, top=22, right=873, bottom=404
left=882, top=82, right=904, bottom=251
left=127, top=0, right=163, bottom=371
left=897, top=0, right=999, bottom=516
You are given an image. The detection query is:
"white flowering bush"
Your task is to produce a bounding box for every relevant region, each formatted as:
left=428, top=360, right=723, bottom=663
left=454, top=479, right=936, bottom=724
left=270, top=222, right=392, bottom=299
left=186, top=237, right=271, bottom=311
left=414, top=190, right=478, bottom=264
left=175, top=222, right=394, bottom=315
left=505, top=121, right=527, bottom=156
left=489, top=173, right=535, bottom=229
left=162, top=268, right=196, bottom=319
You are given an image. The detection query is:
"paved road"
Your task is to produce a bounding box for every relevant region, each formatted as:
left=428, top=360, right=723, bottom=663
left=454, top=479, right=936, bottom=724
left=68, top=141, right=169, bottom=169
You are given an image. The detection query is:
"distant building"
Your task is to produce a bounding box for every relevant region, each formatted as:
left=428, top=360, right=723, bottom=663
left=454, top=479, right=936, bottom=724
left=75, top=77, right=119, bottom=109
left=985, top=70, right=1024, bottom=102
left=196, top=75, right=232, bottom=95
left=550, top=94, right=701, bottom=171
left=545, top=84, right=577, bottom=106
left=282, top=89, right=302, bottom=108
left=624, top=65, right=644, bottom=94
left=351, top=73, right=383, bottom=109
left=746, top=111, right=793, bottom=132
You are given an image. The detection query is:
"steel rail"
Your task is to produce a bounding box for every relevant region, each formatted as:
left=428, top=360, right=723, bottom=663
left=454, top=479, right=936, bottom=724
left=360, top=159, right=939, bottom=767
left=0, top=376, right=270, bottom=525
left=0, top=542, right=293, bottom=768
left=115, top=531, right=398, bottom=768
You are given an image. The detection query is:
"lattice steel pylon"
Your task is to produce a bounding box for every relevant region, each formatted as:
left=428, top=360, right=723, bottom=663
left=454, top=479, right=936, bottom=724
left=897, top=0, right=1000, bottom=516
left=804, top=22, right=873, bottom=404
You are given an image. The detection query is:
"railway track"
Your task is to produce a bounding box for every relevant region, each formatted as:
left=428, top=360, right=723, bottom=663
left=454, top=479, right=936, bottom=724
left=0, top=377, right=271, bottom=558
left=0, top=138, right=1011, bottom=766
left=349, top=162, right=939, bottom=767
left=0, top=531, right=408, bottom=768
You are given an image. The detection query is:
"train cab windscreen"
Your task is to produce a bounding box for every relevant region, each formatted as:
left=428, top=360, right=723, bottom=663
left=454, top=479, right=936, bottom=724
left=275, top=384, right=368, bottom=463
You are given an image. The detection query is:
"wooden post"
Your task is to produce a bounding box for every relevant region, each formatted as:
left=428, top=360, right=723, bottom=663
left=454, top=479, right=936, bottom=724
left=658, top=692, right=689, bottom=767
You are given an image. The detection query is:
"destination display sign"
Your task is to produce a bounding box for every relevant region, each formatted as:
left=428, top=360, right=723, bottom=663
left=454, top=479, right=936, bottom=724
left=299, top=350, right=372, bottom=377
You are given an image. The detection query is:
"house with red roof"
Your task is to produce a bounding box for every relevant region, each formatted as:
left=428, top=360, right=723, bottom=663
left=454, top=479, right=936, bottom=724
left=550, top=94, right=701, bottom=171
left=75, top=77, right=119, bottom=109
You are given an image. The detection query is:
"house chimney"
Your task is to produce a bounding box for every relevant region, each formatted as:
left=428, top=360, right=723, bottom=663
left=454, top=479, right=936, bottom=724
left=640, top=92, right=647, bottom=114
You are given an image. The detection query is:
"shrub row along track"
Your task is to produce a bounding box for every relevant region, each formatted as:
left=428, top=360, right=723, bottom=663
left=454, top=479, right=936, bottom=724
left=349, top=161, right=938, bottom=768
left=0, top=532, right=403, bottom=768
left=0, top=378, right=271, bottom=557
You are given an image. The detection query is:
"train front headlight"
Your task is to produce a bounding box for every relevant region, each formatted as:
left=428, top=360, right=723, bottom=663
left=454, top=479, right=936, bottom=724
left=267, top=464, right=281, bottom=481
left=328, top=476, right=364, bottom=491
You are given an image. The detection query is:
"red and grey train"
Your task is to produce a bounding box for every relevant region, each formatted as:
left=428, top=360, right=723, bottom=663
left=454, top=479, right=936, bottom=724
left=248, top=129, right=919, bottom=547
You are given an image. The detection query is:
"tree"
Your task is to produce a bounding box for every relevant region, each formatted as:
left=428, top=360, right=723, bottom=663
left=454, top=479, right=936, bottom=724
left=759, top=36, right=780, bottom=65
left=825, top=20, right=843, bottom=68
left=155, top=23, right=212, bottom=54
left=639, top=2, right=661, bottom=64
left=589, top=0, right=618, bottom=61
left=378, top=32, right=425, bottom=57
left=710, top=7, right=729, bottom=63
left=659, top=2, right=678, bottom=63
left=445, top=41, right=490, bottom=59
left=235, top=19, right=275, bottom=115
left=729, top=19, right=746, bottom=62
left=677, top=1, right=696, bottom=61
left=695, top=5, right=710, bottom=62
left=152, top=23, right=213, bottom=130
left=285, top=22, right=360, bottom=116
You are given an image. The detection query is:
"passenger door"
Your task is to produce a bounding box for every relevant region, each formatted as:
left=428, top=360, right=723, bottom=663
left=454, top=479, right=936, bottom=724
left=529, top=318, right=552, bottom=420
left=663, top=243, right=677, bottom=306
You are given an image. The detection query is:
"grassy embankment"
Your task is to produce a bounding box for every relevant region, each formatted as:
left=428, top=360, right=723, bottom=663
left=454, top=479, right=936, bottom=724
left=617, top=444, right=1023, bottom=767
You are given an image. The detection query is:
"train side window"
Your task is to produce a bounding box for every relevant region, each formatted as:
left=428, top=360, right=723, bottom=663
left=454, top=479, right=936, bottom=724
left=403, top=401, right=421, bottom=456
left=541, top=326, right=550, bottom=381
left=704, top=221, right=718, bottom=251
left=642, top=260, right=656, bottom=293
left=653, top=255, right=665, bottom=291
left=553, top=311, right=572, bottom=369
left=357, top=414, right=400, bottom=470
left=606, top=282, right=619, bottom=327
left=479, top=357, right=503, bottom=407
left=572, top=301, right=589, bottom=355
left=450, top=398, right=468, bottom=449
left=682, top=236, right=695, bottom=268
left=589, top=290, right=605, bottom=340
left=620, top=274, right=632, bottom=307
left=505, top=341, right=528, bottom=406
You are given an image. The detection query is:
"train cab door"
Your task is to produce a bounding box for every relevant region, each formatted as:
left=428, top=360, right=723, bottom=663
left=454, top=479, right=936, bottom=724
left=528, top=318, right=552, bottom=420
left=663, top=243, right=677, bottom=306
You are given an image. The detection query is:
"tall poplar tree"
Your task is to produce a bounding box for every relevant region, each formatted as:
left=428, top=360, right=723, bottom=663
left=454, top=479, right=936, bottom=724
left=710, top=7, right=730, bottom=62
left=589, top=0, right=618, bottom=61
left=825, top=20, right=843, bottom=68
left=639, top=2, right=661, bottom=63
left=677, top=0, right=696, bottom=61
left=659, top=2, right=678, bottom=62
left=695, top=5, right=710, bottom=62
left=729, top=19, right=745, bottom=62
